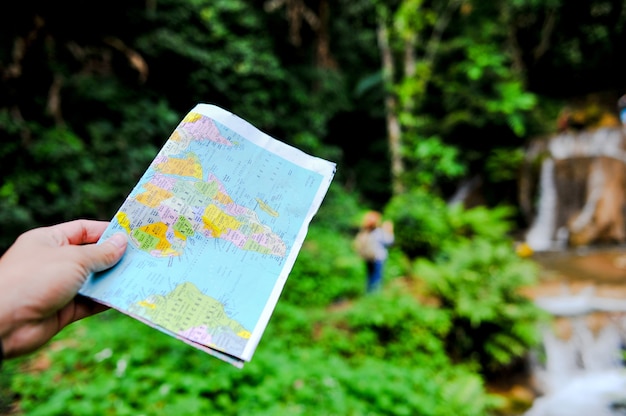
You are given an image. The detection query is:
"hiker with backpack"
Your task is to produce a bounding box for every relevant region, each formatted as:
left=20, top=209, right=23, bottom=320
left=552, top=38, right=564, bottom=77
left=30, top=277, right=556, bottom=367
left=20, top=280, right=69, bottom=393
left=354, top=211, right=394, bottom=293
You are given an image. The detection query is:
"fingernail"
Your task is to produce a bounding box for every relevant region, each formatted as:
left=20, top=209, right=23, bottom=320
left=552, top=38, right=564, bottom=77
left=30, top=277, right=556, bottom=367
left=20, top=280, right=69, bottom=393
left=107, top=232, right=128, bottom=248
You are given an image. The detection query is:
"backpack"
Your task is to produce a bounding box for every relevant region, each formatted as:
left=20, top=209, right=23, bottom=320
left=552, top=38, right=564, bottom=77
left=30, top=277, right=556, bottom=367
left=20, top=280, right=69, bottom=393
left=354, top=230, right=377, bottom=261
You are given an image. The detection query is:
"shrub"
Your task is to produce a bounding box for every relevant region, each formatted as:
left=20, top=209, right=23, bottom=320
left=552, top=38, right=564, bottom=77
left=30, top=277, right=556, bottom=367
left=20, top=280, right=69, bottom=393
left=415, top=235, right=546, bottom=374
left=282, top=225, right=365, bottom=306
left=383, top=189, right=452, bottom=261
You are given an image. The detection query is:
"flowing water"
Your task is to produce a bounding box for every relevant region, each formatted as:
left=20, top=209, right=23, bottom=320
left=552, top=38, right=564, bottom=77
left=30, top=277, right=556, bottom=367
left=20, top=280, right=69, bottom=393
left=522, top=249, right=626, bottom=415
left=524, top=126, right=626, bottom=252
left=520, top=126, right=626, bottom=415
left=525, top=158, right=561, bottom=251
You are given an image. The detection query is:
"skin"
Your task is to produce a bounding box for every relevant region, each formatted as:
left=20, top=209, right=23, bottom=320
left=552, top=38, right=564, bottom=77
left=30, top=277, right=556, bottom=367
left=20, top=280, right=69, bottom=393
left=0, top=220, right=127, bottom=359
left=381, top=220, right=394, bottom=235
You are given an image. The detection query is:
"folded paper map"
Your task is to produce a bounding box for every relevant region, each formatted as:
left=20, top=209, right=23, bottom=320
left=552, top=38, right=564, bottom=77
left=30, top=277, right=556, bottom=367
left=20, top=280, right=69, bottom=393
left=79, top=103, right=336, bottom=367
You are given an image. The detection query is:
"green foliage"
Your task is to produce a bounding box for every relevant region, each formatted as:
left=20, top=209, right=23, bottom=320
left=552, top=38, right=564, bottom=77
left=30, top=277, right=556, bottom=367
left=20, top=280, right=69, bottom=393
left=0, top=0, right=352, bottom=254
left=0, top=1, right=580, bottom=413
left=383, top=189, right=453, bottom=260
left=384, top=190, right=545, bottom=373
left=306, top=181, right=361, bottom=234
left=486, top=147, right=525, bottom=183
left=284, top=225, right=364, bottom=306
left=6, top=291, right=500, bottom=416
left=441, top=4, right=538, bottom=136
left=6, top=312, right=237, bottom=415
left=384, top=189, right=521, bottom=260
left=3, top=195, right=538, bottom=415
left=413, top=216, right=547, bottom=373
left=446, top=203, right=518, bottom=243
left=454, top=40, right=538, bottom=134
left=317, top=288, right=452, bottom=365
left=0, top=97, right=176, bottom=251
left=240, top=343, right=499, bottom=416
left=327, top=357, right=499, bottom=416
left=373, top=0, right=542, bottom=194
left=404, top=135, right=467, bottom=189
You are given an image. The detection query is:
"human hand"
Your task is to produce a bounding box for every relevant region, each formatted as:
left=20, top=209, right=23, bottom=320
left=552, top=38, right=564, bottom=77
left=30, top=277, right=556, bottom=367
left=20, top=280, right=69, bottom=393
left=0, top=220, right=127, bottom=360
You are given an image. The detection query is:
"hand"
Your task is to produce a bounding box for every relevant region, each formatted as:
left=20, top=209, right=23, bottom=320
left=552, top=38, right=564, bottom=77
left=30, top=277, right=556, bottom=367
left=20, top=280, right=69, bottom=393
left=0, top=220, right=127, bottom=359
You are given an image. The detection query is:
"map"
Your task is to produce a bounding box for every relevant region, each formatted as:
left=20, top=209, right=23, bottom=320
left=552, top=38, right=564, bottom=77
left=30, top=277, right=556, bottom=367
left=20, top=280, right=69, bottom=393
left=79, top=104, right=336, bottom=367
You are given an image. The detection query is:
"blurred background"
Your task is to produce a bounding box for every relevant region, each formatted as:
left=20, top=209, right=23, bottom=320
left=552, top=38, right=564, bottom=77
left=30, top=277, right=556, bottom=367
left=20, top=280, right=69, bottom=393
left=2, top=1, right=626, bottom=415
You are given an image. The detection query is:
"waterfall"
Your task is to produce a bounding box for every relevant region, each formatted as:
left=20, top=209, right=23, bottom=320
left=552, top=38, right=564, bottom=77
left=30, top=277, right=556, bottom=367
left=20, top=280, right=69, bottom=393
left=526, top=370, right=626, bottom=416
left=523, top=127, right=626, bottom=252
left=526, top=158, right=561, bottom=251
left=525, top=287, right=626, bottom=416
left=547, top=128, right=626, bottom=161
left=519, top=115, right=626, bottom=415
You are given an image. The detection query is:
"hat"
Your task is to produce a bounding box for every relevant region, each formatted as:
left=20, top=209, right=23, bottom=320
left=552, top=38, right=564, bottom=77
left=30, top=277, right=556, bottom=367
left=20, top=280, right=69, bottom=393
left=362, top=211, right=381, bottom=230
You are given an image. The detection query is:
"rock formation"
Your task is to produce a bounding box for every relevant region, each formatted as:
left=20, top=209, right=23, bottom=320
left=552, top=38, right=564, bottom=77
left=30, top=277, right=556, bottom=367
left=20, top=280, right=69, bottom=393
left=522, top=126, right=626, bottom=250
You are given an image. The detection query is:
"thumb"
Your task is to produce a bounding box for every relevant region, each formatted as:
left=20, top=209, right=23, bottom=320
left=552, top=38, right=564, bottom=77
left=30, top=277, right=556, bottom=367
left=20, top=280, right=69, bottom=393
left=79, top=232, right=128, bottom=273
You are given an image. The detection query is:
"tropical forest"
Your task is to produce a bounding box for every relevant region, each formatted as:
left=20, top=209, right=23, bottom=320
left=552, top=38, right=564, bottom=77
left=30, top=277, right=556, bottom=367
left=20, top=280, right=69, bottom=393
left=2, top=1, right=626, bottom=415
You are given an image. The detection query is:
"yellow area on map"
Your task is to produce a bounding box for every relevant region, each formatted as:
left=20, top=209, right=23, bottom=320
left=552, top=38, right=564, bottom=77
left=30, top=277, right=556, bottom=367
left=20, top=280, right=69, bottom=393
left=170, top=130, right=182, bottom=142
left=215, top=191, right=234, bottom=205
left=130, top=282, right=250, bottom=346
left=182, top=112, right=202, bottom=124
left=156, top=155, right=203, bottom=179
left=237, top=330, right=251, bottom=339
left=255, top=198, right=279, bottom=217
left=116, top=212, right=132, bottom=234
left=202, top=204, right=242, bottom=238
left=134, top=222, right=179, bottom=256
left=136, top=182, right=173, bottom=208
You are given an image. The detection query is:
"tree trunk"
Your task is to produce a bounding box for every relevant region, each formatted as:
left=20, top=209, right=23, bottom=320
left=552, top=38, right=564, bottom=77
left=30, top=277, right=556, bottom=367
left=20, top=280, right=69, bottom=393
left=377, top=18, right=405, bottom=195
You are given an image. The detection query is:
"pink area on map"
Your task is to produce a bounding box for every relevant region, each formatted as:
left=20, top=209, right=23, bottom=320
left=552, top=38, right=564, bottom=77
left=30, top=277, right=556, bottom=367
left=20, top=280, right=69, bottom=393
left=223, top=228, right=247, bottom=248
left=149, top=249, right=171, bottom=258
left=182, top=116, right=233, bottom=146
left=224, top=203, right=248, bottom=217
left=256, top=233, right=287, bottom=256
left=150, top=173, right=177, bottom=191
left=198, top=228, right=214, bottom=239
left=179, top=325, right=213, bottom=345
left=153, top=154, right=168, bottom=165
left=157, top=204, right=180, bottom=226
left=250, top=232, right=270, bottom=246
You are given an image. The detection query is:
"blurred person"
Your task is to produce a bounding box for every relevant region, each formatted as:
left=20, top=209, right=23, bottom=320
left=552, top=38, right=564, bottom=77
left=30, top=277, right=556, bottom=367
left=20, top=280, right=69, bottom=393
left=354, top=210, right=394, bottom=293
left=0, top=220, right=127, bottom=364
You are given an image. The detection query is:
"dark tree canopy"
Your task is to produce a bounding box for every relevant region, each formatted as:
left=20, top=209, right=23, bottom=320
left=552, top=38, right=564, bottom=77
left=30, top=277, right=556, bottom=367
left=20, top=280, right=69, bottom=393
left=2, top=0, right=626, bottom=249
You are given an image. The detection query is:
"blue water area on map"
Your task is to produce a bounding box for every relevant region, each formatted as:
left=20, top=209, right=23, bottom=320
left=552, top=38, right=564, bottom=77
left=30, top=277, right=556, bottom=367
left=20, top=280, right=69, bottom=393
left=81, top=115, right=325, bottom=335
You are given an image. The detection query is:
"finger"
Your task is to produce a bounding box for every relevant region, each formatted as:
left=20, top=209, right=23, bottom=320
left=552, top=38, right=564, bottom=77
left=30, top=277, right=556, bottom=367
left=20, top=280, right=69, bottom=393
left=50, top=220, right=111, bottom=246
left=75, top=232, right=128, bottom=273
left=63, top=296, right=110, bottom=326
